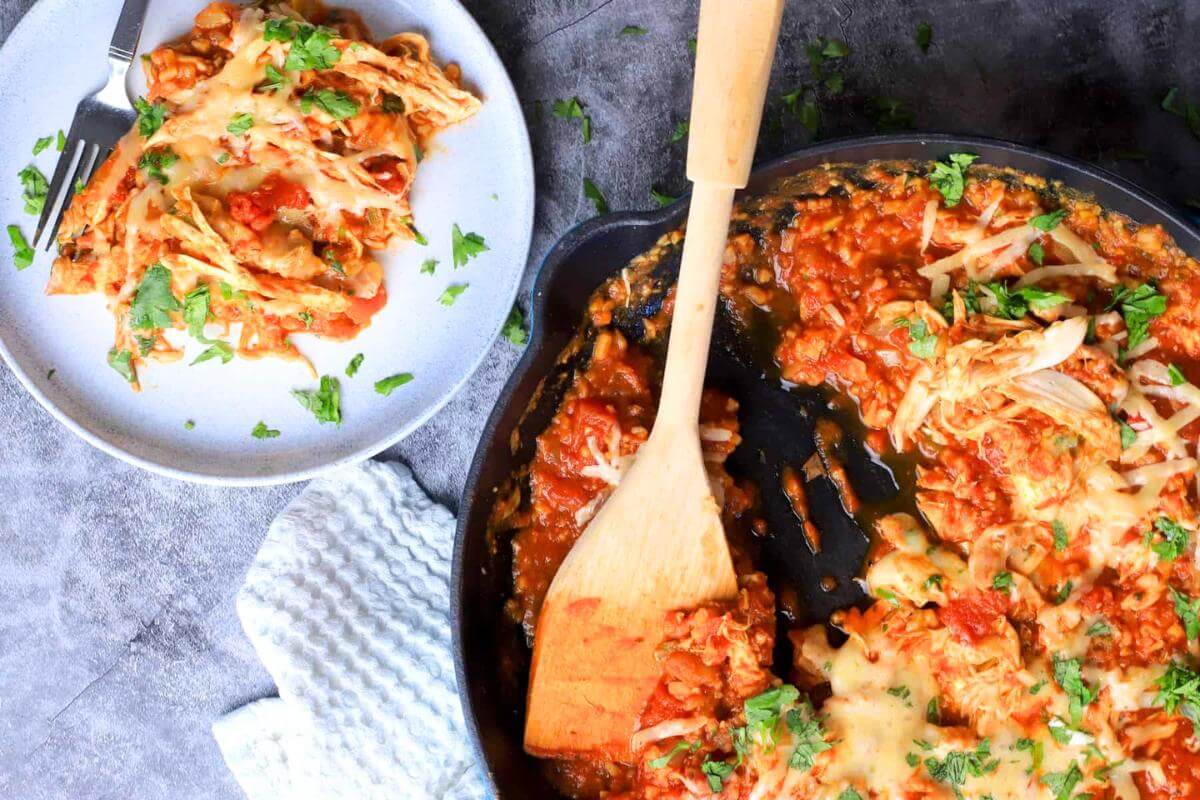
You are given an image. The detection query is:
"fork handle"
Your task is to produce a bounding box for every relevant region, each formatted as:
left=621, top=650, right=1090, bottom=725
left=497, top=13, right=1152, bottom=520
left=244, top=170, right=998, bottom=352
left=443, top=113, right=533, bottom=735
left=108, top=0, right=153, bottom=63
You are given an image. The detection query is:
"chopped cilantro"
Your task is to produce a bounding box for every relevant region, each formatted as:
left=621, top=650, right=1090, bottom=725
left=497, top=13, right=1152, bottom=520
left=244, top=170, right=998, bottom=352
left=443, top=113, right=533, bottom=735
left=924, top=574, right=944, bottom=590
left=916, top=22, right=932, bottom=52
left=700, top=758, right=734, bottom=792
left=1145, top=516, right=1190, bottom=562
left=292, top=375, right=342, bottom=424
left=501, top=305, right=528, bottom=346
left=135, top=335, right=155, bottom=356
left=1040, top=762, right=1083, bottom=800
left=406, top=221, right=427, bottom=247
left=1028, top=209, right=1068, bottom=231
left=218, top=281, right=247, bottom=302
left=215, top=152, right=231, bottom=165
left=300, top=89, right=359, bottom=120
left=345, top=353, right=364, bottom=377
left=32, top=135, right=52, bottom=155
left=992, top=572, right=1013, bottom=591
left=420, top=259, right=438, bottom=275
left=1055, top=581, right=1073, bottom=605
left=1085, top=620, right=1112, bottom=637
left=984, top=281, right=1067, bottom=319
left=1153, top=661, right=1200, bottom=735
left=1028, top=240, right=1045, bottom=265
left=871, top=96, right=915, bottom=131
left=923, top=739, right=998, bottom=795
left=138, top=148, right=179, bottom=184
left=781, top=87, right=820, bottom=133
left=182, top=284, right=213, bottom=340
left=822, top=39, right=850, bottom=57
left=133, top=97, right=167, bottom=138
left=382, top=93, right=406, bottom=114
left=875, top=587, right=899, bottom=606
left=451, top=224, right=488, bottom=267
left=251, top=421, right=280, bottom=439
left=744, top=684, right=799, bottom=747
left=282, top=24, right=342, bottom=71
left=1052, top=520, right=1069, bottom=552
left=650, top=187, right=678, bottom=207
left=8, top=225, right=33, bottom=270
left=107, top=349, right=135, bottom=382
left=838, top=790, right=863, bottom=800
left=130, top=264, right=181, bottom=330
left=261, top=64, right=288, bottom=92
left=927, top=153, right=978, bottom=207
left=184, top=420, right=195, bottom=430
left=785, top=698, right=832, bottom=771
left=191, top=342, right=234, bottom=365
left=583, top=178, right=609, bottom=214
left=1119, top=418, right=1137, bottom=449
left=670, top=120, right=689, bottom=142
left=1168, top=363, right=1187, bottom=386
left=298, top=311, right=313, bottom=328
left=552, top=97, right=591, bottom=143
left=647, top=739, right=696, bottom=769
left=438, top=283, right=468, bottom=306
left=1052, top=653, right=1096, bottom=725
left=375, top=372, right=414, bottom=396
left=226, top=113, right=255, bottom=135
left=18, top=164, right=48, bottom=214
left=1107, top=282, right=1166, bottom=353
left=687, top=37, right=697, bottom=56
left=619, top=25, right=648, bottom=36
left=56, top=130, right=65, bottom=151
left=1029, top=679, right=1047, bottom=695
left=887, top=685, right=911, bottom=700
left=926, top=697, right=940, bottom=724
left=894, top=317, right=937, bottom=359
left=1014, top=738, right=1044, bottom=774
left=263, top=18, right=297, bottom=42
left=1170, top=587, right=1200, bottom=640
left=824, top=73, right=844, bottom=94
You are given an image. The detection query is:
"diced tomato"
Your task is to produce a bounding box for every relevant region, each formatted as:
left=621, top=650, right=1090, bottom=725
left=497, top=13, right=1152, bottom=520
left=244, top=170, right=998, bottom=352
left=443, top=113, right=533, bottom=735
left=227, top=174, right=312, bottom=232
left=937, top=590, right=1008, bottom=644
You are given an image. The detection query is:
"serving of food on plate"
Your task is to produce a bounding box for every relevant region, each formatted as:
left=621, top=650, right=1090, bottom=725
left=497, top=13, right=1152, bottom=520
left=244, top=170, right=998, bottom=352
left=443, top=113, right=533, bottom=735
left=466, top=152, right=1200, bottom=799
left=0, top=0, right=533, bottom=483
left=52, top=1, right=480, bottom=389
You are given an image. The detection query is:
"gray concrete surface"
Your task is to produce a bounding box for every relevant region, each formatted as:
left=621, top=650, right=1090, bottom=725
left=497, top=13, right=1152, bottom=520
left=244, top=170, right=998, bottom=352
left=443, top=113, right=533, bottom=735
left=1, top=0, right=1198, bottom=797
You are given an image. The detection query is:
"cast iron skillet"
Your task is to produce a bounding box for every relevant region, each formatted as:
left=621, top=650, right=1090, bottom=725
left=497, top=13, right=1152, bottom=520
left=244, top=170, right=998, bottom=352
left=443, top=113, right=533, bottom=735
left=451, top=133, right=1200, bottom=798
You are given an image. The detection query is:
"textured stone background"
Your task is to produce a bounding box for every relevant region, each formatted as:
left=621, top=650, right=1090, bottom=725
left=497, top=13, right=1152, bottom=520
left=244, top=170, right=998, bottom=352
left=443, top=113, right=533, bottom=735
left=0, top=0, right=1197, bottom=797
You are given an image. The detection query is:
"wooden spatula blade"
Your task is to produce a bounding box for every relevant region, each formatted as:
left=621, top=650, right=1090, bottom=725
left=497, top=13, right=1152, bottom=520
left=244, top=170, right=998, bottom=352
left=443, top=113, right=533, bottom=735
left=524, top=436, right=738, bottom=758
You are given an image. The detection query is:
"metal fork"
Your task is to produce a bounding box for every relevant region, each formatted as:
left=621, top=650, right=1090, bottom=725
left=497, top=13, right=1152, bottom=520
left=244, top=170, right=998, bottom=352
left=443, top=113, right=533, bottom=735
left=34, top=0, right=152, bottom=250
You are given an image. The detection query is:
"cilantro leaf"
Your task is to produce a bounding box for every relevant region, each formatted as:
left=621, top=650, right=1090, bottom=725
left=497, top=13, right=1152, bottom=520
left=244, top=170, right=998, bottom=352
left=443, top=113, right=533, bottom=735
left=56, top=130, right=65, bottom=151
left=130, top=264, right=181, bottom=330
left=1146, top=516, right=1190, bottom=561
left=261, top=64, right=288, bottom=92
left=1170, top=588, right=1200, bottom=640
left=552, top=97, right=592, bottom=143
left=263, top=18, right=297, bottom=42
left=785, top=698, right=831, bottom=771
left=838, top=790, right=863, bottom=800
left=743, top=684, right=800, bottom=748
left=924, top=739, right=998, bottom=794
left=451, top=224, right=488, bottom=267
left=992, top=572, right=1013, bottom=591
left=292, top=375, right=342, bottom=424
left=345, top=353, right=364, bottom=377
left=283, top=24, right=342, bottom=71
left=191, top=342, right=234, bottom=365
left=1014, top=738, right=1043, bottom=775
left=1085, top=620, right=1112, bottom=637
left=619, top=25, right=648, bottom=36
left=1052, top=653, right=1096, bottom=725
left=894, top=317, right=937, bottom=359
left=138, top=148, right=179, bottom=184
left=700, top=758, right=734, bottom=792
left=670, top=120, right=689, bottom=142
left=871, top=96, right=915, bottom=131
left=8, top=225, right=33, bottom=270
left=583, top=178, right=609, bottom=214
left=438, top=283, right=468, bottom=306
left=182, top=284, right=213, bottom=340
left=1107, top=282, right=1166, bottom=353
left=1028, top=240, right=1045, bottom=265
left=134, top=97, right=167, bottom=138
left=184, top=420, right=195, bottom=430
left=226, top=113, right=255, bottom=135
left=1052, top=520, right=1068, bottom=552
left=647, top=739, right=696, bottom=769
left=650, top=187, right=678, bottom=207
left=300, top=89, right=359, bottom=120
left=18, top=164, right=48, bottom=214
left=927, top=152, right=978, bottom=207
left=502, top=305, right=528, bottom=346
left=107, top=349, right=135, bottom=383
left=1028, top=209, right=1068, bottom=231
left=32, top=135, right=53, bottom=155
left=1040, top=762, right=1083, bottom=800
left=1154, top=661, right=1200, bottom=735
left=375, top=372, right=414, bottom=396
left=1168, top=363, right=1187, bottom=386
left=420, top=258, right=438, bottom=276
left=251, top=421, right=280, bottom=439
left=916, top=22, right=932, bottom=52
left=984, top=281, right=1067, bottom=319
left=1119, top=418, right=1137, bottom=449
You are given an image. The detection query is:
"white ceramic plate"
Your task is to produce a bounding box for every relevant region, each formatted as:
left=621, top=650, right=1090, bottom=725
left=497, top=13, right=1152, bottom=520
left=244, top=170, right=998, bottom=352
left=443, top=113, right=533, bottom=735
left=0, top=0, right=533, bottom=485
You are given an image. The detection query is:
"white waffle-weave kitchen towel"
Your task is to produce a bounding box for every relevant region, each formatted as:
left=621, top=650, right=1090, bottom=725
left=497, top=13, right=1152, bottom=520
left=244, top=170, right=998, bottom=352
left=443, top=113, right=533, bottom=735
left=211, top=460, right=490, bottom=800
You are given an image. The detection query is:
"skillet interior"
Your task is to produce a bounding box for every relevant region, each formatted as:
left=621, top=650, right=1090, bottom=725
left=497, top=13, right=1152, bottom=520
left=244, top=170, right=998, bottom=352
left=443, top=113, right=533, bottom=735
left=451, top=133, right=1200, bottom=798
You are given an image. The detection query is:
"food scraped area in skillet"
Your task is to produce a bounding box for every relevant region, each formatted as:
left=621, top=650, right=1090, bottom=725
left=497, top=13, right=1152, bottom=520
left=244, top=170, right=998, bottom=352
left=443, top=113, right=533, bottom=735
left=497, top=160, right=1200, bottom=799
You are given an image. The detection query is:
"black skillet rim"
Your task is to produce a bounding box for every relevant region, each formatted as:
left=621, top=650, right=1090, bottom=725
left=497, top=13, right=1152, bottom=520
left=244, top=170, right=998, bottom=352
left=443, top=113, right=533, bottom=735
left=450, top=131, right=1200, bottom=797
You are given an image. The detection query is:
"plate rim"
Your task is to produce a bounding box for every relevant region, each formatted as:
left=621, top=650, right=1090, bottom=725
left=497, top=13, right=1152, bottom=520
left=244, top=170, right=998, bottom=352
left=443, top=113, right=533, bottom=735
left=0, top=0, right=535, bottom=486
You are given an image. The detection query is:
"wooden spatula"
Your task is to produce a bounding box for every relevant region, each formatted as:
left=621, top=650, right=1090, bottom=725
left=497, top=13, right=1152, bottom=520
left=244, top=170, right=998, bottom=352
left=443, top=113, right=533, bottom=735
left=524, top=0, right=785, bottom=761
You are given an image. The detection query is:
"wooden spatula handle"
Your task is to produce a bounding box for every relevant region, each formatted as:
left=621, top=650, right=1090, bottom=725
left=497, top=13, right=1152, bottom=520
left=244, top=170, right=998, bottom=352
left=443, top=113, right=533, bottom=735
left=686, top=0, right=786, bottom=188
left=654, top=0, right=784, bottom=430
